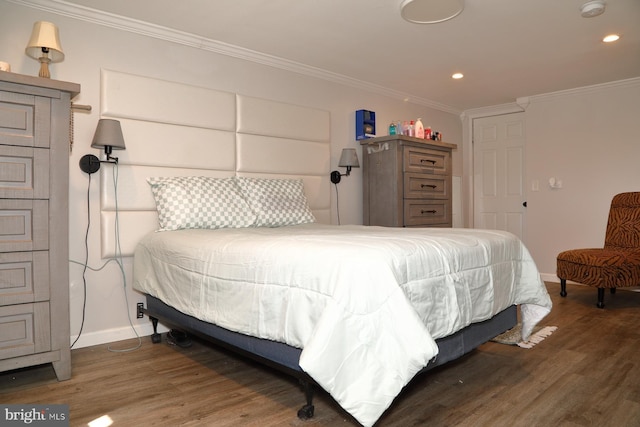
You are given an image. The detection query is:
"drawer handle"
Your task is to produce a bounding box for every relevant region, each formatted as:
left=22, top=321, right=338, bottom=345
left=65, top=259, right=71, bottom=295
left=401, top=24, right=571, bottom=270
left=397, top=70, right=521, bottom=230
left=421, top=209, right=437, bottom=214
left=420, top=159, right=436, bottom=164
left=421, top=184, right=437, bottom=189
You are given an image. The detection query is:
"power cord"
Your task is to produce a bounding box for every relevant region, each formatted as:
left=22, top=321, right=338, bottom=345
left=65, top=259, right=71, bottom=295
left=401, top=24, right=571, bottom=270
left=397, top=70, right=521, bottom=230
left=70, top=173, right=91, bottom=349
left=70, top=162, right=141, bottom=352
left=107, top=161, right=142, bottom=353
left=333, top=182, right=341, bottom=225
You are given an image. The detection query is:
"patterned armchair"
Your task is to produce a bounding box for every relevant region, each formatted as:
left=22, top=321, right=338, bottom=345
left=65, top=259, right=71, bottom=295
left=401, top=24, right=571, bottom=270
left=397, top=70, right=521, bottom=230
left=557, top=192, right=640, bottom=308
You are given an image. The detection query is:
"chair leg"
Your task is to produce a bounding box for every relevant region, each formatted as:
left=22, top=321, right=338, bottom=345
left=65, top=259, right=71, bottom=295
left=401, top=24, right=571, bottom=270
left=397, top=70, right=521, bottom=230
left=597, top=288, right=605, bottom=309
left=560, top=279, right=567, bottom=297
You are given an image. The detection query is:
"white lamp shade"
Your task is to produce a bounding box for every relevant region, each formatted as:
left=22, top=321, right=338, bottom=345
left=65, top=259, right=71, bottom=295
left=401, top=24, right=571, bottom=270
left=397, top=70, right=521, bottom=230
left=92, top=119, right=126, bottom=150
left=25, top=21, right=65, bottom=62
left=338, top=148, right=360, bottom=168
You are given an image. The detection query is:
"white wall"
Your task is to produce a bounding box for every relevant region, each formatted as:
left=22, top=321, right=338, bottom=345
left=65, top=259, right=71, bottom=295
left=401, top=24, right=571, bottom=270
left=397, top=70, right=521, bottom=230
left=523, top=81, right=640, bottom=279
left=462, top=80, right=640, bottom=282
left=0, top=2, right=462, bottom=347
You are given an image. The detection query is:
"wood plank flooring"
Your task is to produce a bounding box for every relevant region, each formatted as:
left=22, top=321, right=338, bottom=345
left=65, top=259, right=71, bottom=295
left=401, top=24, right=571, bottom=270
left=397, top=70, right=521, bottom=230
left=1, top=282, right=639, bottom=426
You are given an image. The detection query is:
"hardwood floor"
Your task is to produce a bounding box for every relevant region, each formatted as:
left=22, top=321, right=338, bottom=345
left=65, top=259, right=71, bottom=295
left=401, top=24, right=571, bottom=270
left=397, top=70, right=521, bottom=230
left=2, top=282, right=639, bottom=427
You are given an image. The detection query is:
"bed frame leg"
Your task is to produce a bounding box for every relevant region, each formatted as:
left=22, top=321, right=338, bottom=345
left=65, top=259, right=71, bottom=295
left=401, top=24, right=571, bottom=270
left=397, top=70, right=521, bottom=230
left=297, top=380, right=315, bottom=420
left=150, top=316, right=162, bottom=343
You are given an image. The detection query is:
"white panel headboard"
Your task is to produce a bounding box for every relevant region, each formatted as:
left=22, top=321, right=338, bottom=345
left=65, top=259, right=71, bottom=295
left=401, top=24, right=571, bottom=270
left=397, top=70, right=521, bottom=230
left=98, top=70, right=331, bottom=258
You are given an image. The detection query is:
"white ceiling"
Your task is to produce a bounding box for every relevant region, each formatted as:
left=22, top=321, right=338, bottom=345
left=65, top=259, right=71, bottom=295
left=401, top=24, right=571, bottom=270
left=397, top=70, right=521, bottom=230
left=48, top=0, right=640, bottom=112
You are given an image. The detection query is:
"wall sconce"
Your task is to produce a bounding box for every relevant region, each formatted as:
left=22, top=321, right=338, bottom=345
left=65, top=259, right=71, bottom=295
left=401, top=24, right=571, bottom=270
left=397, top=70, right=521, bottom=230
left=79, top=119, right=126, bottom=174
left=330, top=148, right=360, bottom=184
left=25, top=21, right=64, bottom=78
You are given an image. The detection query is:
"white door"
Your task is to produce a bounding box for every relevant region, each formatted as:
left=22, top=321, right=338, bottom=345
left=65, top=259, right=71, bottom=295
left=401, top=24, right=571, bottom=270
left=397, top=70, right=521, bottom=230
left=473, top=112, right=526, bottom=240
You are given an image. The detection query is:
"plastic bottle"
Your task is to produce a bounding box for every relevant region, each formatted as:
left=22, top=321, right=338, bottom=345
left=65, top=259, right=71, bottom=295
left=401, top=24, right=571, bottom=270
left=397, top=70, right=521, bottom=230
left=425, top=125, right=432, bottom=140
left=402, top=121, right=409, bottom=136
left=389, top=122, right=397, bottom=135
left=415, top=118, right=424, bottom=139
left=408, top=120, right=415, bottom=137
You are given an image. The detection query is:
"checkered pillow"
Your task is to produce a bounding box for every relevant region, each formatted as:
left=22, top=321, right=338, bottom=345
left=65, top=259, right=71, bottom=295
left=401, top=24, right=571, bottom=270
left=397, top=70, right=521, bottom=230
left=235, top=177, right=316, bottom=227
left=147, top=177, right=256, bottom=231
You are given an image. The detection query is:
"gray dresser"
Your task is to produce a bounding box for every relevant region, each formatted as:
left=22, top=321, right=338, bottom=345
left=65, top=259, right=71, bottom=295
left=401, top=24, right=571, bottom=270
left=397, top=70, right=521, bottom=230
left=0, top=71, right=79, bottom=380
left=360, top=135, right=457, bottom=228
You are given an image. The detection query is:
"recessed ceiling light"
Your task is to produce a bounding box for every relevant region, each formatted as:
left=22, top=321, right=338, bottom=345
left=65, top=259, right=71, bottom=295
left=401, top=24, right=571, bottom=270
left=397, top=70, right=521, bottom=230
left=452, top=73, right=464, bottom=79
left=603, top=34, right=620, bottom=43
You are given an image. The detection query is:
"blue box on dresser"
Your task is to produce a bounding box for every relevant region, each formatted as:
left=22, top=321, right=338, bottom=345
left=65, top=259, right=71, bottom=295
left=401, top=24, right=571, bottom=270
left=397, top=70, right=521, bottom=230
left=356, top=109, right=376, bottom=140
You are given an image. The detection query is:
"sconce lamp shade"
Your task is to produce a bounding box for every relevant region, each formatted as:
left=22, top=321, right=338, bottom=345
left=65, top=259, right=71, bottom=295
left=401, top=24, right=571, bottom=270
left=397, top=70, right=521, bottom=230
left=331, top=148, right=360, bottom=184
left=79, top=119, right=126, bottom=174
left=338, top=148, right=360, bottom=169
left=92, top=119, right=126, bottom=151
left=25, top=21, right=64, bottom=78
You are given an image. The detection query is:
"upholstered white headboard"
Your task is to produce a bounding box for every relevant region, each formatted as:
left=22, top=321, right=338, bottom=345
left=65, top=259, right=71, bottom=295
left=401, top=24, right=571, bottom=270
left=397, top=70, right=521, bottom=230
left=96, top=70, right=331, bottom=258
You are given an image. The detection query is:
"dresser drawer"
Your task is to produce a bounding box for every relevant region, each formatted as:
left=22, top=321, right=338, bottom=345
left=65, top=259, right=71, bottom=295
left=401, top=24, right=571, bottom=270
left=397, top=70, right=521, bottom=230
left=404, top=173, right=448, bottom=199
left=0, top=145, right=49, bottom=199
left=403, top=146, right=450, bottom=175
left=0, top=251, right=49, bottom=306
left=0, top=199, right=48, bottom=253
left=0, top=92, right=50, bottom=148
left=404, top=200, right=450, bottom=226
left=0, top=301, right=51, bottom=360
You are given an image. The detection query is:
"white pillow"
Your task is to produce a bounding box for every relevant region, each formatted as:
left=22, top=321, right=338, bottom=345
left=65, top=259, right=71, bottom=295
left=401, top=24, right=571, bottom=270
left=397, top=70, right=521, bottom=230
left=235, top=177, right=316, bottom=227
left=147, top=176, right=256, bottom=231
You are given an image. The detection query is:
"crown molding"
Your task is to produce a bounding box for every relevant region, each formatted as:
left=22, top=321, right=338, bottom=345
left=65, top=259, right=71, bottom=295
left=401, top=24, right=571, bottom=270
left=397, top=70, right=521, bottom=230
left=459, top=77, right=640, bottom=119
left=460, top=102, right=524, bottom=121
left=9, top=0, right=461, bottom=115
left=525, top=77, right=640, bottom=104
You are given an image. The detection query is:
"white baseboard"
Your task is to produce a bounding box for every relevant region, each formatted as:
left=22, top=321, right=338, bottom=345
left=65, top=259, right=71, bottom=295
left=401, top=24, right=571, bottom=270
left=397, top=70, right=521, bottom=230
left=540, top=273, right=640, bottom=292
left=71, top=322, right=169, bottom=349
left=540, top=273, right=560, bottom=283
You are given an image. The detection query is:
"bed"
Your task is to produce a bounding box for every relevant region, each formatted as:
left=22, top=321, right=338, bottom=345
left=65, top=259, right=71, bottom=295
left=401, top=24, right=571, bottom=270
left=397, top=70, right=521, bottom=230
left=94, top=71, right=552, bottom=426
left=131, top=188, right=552, bottom=426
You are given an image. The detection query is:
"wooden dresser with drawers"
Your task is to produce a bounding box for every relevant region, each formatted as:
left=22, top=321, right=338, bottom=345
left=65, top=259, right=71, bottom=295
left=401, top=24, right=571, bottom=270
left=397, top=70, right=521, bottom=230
left=0, top=71, right=79, bottom=380
left=360, top=135, right=456, bottom=228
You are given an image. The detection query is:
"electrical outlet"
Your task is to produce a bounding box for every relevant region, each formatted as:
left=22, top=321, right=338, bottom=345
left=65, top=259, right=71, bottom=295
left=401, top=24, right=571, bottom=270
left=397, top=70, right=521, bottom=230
left=136, top=302, right=144, bottom=319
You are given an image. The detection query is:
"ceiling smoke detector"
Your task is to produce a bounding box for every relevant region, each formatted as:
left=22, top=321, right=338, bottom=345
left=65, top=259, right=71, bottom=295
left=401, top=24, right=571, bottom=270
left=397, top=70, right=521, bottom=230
left=580, top=1, right=606, bottom=18
left=400, top=0, right=465, bottom=24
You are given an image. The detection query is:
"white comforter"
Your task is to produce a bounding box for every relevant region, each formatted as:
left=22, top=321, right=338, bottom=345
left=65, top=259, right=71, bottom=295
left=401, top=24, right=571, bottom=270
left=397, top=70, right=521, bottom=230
left=133, top=224, right=551, bottom=426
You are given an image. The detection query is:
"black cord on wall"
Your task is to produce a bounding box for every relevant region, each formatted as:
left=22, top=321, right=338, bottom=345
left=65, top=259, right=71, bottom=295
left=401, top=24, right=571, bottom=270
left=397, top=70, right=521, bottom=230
left=334, top=182, right=341, bottom=225
left=70, top=173, right=91, bottom=348
left=70, top=162, right=141, bottom=352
